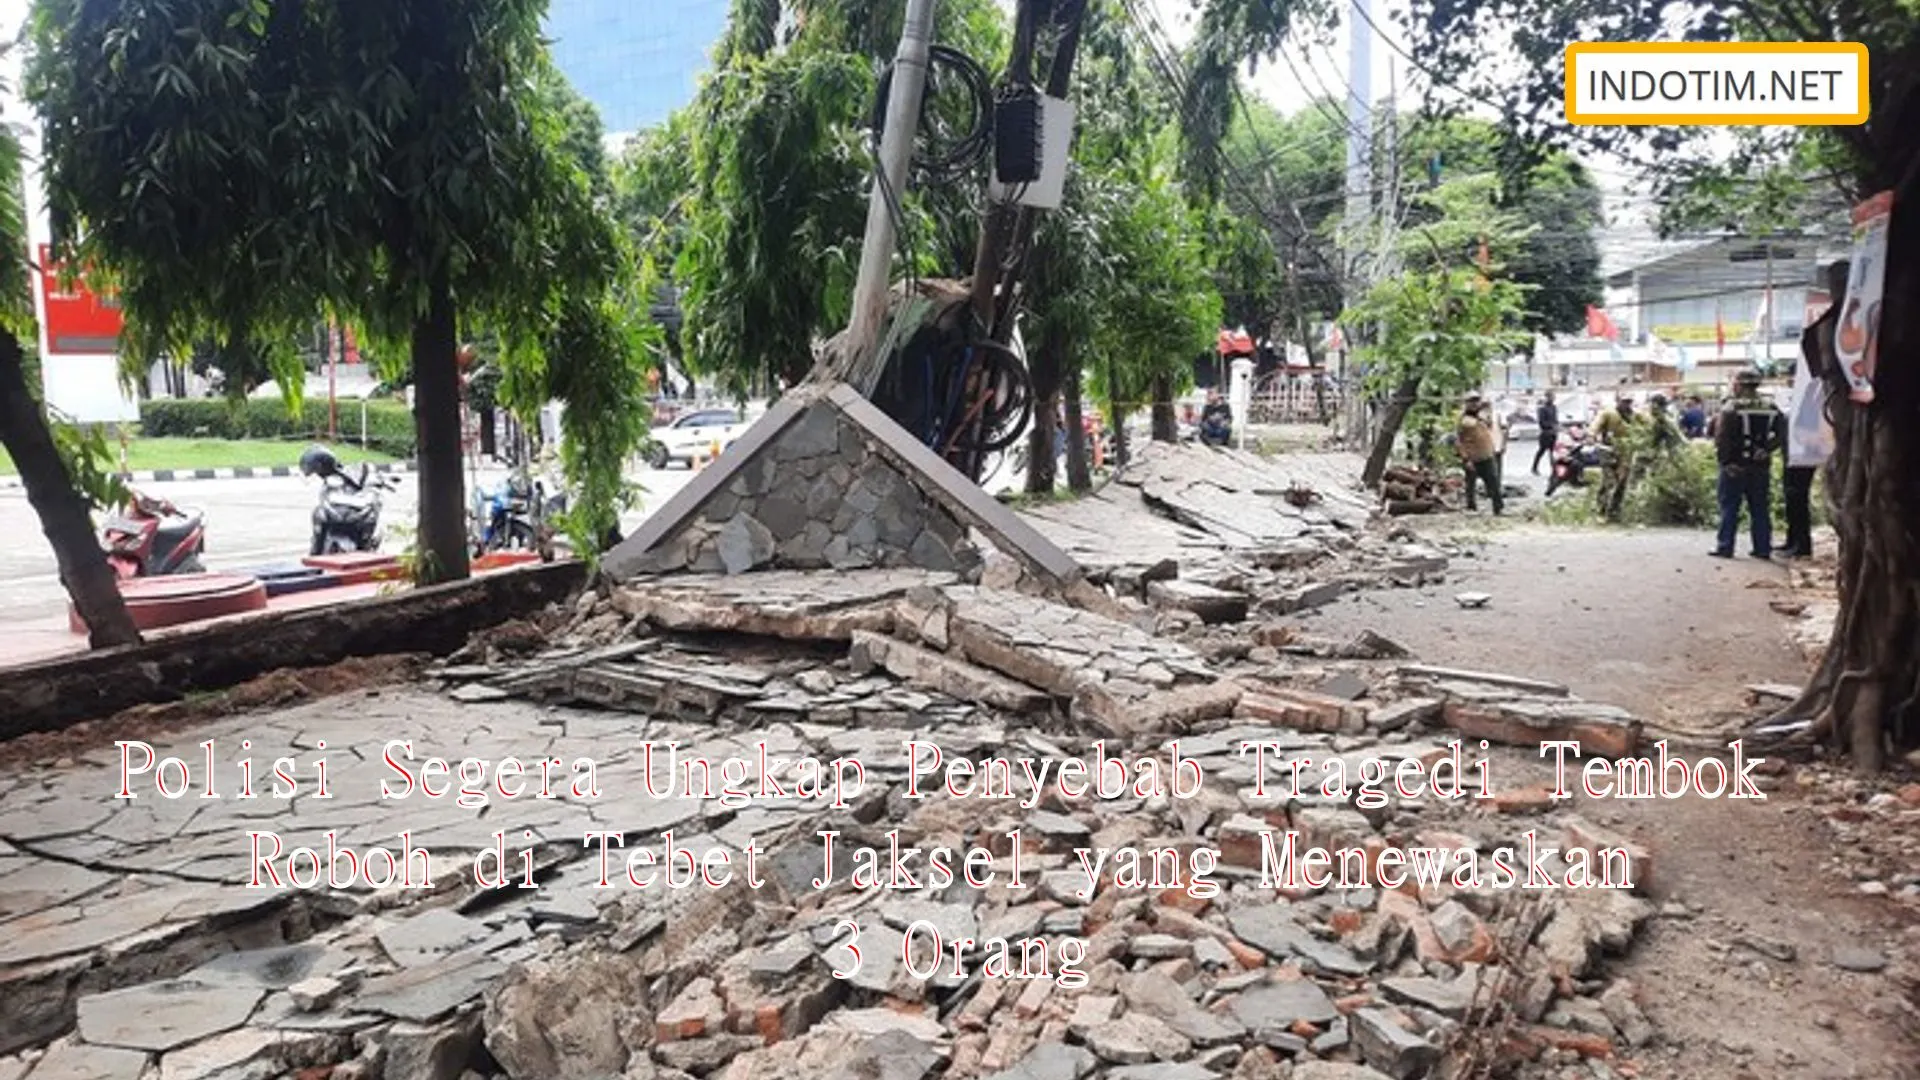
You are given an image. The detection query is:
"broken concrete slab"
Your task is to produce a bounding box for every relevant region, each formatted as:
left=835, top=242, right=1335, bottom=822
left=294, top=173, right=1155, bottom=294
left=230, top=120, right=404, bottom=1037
left=76, top=980, right=263, bottom=1053
left=356, top=949, right=505, bottom=1023
left=613, top=569, right=955, bottom=642
left=848, top=630, right=1051, bottom=713
left=16, top=1040, right=150, bottom=1080
left=1228, top=980, right=1339, bottom=1032
left=1350, top=1008, right=1438, bottom=1079
left=1146, top=580, right=1250, bottom=625
left=1442, top=699, right=1642, bottom=758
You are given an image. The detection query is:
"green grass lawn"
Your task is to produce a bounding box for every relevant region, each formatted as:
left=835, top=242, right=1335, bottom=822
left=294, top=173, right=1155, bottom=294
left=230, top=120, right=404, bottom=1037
left=0, top=437, right=398, bottom=475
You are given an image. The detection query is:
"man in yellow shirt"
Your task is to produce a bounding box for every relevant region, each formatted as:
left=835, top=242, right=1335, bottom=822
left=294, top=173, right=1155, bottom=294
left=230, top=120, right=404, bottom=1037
left=1456, top=395, right=1503, bottom=515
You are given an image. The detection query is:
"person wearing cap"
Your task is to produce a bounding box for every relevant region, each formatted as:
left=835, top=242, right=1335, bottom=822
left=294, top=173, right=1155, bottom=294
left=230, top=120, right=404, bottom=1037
left=1647, top=393, right=1684, bottom=454
left=1712, top=370, right=1788, bottom=560
left=1456, top=395, right=1503, bottom=515
left=1592, top=393, right=1642, bottom=519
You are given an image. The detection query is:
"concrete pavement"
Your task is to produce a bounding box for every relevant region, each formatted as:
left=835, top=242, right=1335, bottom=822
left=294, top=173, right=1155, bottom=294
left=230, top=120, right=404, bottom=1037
left=0, top=462, right=697, bottom=640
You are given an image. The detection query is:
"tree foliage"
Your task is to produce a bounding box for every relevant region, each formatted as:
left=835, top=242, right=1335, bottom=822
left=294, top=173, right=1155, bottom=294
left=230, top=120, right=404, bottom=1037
left=28, top=0, right=651, bottom=575
left=1399, top=0, right=1920, bottom=768
left=1345, top=173, right=1534, bottom=482
left=625, top=0, right=1008, bottom=396
left=1401, top=117, right=1604, bottom=336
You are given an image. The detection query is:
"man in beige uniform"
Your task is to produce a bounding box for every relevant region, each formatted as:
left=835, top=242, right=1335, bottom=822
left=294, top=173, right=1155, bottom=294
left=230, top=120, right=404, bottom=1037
left=1457, top=395, right=1503, bottom=515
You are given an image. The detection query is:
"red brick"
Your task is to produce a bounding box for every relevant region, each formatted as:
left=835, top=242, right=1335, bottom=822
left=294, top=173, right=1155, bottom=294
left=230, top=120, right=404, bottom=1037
left=1529, top=1026, right=1615, bottom=1058
left=1157, top=887, right=1211, bottom=915
left=1217, top=814, right=1275, bottom=870
left=1238, top=686, right=1365, bottom=732
left=1328, top=909, right=1364, bottom=935
left=1895, top=783, right=1920, bottom=808
left=1562, top=816, right=1653, bottom=892
left=1334, top=993, right=1374, bottom=1015
left=1225, top=938, right=1267, bottom=968
left=753, top=1004, right=782, bottom=1045
left=1493, top=784, right=1557, bottom=814
left=656, top=977, right=722, bottom=1043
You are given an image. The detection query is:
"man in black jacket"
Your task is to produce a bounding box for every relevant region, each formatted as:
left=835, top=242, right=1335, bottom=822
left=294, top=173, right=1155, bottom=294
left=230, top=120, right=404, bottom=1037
left=1531, top=391, right=1559, bottom=475
left=1711, top=370, right=1788, bottom=560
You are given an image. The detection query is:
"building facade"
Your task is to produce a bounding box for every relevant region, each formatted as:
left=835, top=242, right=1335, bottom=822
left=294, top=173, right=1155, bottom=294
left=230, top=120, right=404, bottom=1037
left=544, top=0, right=730, bottom=136
left=1490, top=234, right=1849, bottom=400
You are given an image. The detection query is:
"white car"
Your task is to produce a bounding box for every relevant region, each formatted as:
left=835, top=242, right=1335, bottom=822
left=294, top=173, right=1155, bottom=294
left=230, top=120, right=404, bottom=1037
left=646, top=407, right=747, bottom=469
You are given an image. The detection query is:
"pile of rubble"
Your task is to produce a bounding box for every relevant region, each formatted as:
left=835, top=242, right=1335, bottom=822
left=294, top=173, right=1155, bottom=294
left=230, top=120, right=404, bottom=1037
left=1, top=442, right=1692, bottom=1080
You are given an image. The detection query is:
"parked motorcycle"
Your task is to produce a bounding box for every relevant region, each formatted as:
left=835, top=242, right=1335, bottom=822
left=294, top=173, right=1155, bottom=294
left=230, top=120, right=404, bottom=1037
left=472, top=469, right=564, bottom=562
left=102, top=489, right=206, bottom=578
left=1544, top=424, right=1614, bottom=497
left=300, top=446, right=397, bottom=555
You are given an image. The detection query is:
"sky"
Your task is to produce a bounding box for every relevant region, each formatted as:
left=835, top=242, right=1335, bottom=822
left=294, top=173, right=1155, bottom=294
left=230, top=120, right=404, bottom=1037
left=0, top=0, right=1670, bottom=272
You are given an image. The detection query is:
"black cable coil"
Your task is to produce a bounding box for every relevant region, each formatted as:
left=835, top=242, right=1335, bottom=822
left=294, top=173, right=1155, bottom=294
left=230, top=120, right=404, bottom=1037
left=870, top=44, right=994, bottom=183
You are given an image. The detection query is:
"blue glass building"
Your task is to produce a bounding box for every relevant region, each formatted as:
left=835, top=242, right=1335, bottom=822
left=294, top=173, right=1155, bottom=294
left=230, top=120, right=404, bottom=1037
left=544, top=0, right=731, bottom=135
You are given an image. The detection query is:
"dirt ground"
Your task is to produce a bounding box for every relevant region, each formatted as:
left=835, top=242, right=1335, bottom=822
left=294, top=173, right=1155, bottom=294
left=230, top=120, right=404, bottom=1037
left=1315, top=523, right=1919, bottom=1079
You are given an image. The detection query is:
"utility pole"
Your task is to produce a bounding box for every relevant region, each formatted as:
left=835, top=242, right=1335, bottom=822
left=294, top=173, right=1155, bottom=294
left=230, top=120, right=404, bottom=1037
left=1342, top=0, right=1374, bottom=444
left=1377, top=58, right=1399, bottom=278
left=839, top=0, right=938, bottom=382
left=1763, top=240, right=1775, bottom=371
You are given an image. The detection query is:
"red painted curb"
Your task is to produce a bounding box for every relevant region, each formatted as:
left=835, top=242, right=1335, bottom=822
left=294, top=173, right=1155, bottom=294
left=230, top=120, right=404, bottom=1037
left=303, top=552, right=408, bottom=587
left=70, top=573, right=269, bottom=633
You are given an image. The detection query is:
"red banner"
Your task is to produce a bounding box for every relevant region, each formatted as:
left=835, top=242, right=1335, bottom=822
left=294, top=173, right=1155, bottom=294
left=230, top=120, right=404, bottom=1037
left=37, top=245, right=124, bottom=355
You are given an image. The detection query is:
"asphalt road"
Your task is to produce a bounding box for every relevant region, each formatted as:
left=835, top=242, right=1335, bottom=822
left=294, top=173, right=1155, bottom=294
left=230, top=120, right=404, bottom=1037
left=0, top=464, right=696, bottom=630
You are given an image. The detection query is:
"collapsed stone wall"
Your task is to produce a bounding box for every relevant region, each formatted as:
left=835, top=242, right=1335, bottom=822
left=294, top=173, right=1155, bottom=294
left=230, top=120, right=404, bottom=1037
left=627, top=405, right=979, bottom=577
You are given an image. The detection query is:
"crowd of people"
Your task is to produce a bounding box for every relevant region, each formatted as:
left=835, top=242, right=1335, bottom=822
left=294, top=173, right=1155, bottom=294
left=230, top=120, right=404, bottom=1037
left=1456, top=258, right=1848, bottom=560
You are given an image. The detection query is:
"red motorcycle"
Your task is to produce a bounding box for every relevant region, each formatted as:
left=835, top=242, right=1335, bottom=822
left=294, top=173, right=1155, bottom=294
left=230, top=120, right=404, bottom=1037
left=102, top=489, right=207, bottom=578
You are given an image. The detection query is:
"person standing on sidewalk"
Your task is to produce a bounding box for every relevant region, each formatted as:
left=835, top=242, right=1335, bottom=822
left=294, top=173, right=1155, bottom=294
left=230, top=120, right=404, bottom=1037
left=1711, top=370, right=1787, bottom=560
left=1531, top=390, right=1560, bottom=475
left=1782, top=260, right=1848, bottom=558
left=1457, top=395, right=1503, bottom=515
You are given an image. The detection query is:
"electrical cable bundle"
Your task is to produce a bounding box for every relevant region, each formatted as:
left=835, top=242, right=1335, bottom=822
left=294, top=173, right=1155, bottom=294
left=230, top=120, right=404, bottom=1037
left=870, top=44, right=994, bottom=184
left=934, top=337, right=1032, bottom=457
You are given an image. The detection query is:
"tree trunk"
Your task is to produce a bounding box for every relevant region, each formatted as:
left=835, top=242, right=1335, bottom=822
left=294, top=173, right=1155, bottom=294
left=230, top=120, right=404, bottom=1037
left=1025, top=328, right=1064, bottom=495
left=0, top=331, right=141, bottom=648
left=1064, top=366, right=1091, bottom=492
left=1106, top=359, right=1130, bottom=470
left=1150, top=373, right=1178, bottom=442
left=411, top=276, right=470, bottom=585
left=1769, top=167, right=1920, bottom=772
left=1361, top=375, right=1421, bottom=489
left=478, top=404, right=497, bottom=460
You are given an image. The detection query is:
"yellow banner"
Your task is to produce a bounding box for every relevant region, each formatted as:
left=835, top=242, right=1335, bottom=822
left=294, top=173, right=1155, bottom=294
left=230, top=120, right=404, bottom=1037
left=1649, top=323, right=1726, bottom=344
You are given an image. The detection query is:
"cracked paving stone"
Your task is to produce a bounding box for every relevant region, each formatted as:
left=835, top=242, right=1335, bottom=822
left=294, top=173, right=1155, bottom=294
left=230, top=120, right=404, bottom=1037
left=981, top=1041, right=1097, bottom=1080
left=0, top=861, right=115, bottom=922
left=186, top=942, right=351, bottom=990
left=1229, top=980, right=1339, bottom=1032
left=16, top=1041, right=150, bottom=1080
left=76, top=980, right=264, bottom=1053
left=355, top=948, right=505, bottom=1022
left=0, top=798, right=115, bottom=842
left=375, top=908, right=491, bottom=968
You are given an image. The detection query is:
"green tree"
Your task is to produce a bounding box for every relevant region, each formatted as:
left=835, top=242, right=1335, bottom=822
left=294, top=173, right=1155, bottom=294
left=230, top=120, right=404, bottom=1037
left=1403, top=117, right=1605, bottom=337
left=1345, top=174, right=1534, bottom=487
left=1404, top=0, right=1920, bottom=771
left=650, top=0, right=1007, bottom=396
left=29, top=0, right=638, bottom=583
left=1086, top=131, right=1223, bottom=457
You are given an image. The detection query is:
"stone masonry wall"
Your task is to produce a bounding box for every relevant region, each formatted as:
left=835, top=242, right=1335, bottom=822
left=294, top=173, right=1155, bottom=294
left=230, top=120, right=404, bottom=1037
left=629, top=404, right=979, bottom=577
